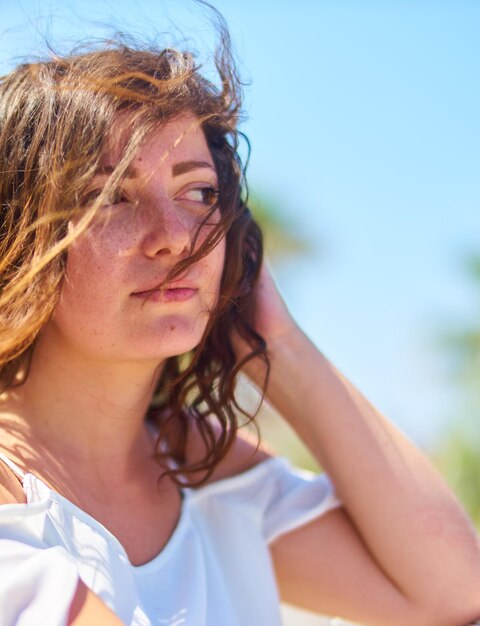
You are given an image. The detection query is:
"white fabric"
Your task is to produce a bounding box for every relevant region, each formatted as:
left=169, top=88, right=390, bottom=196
left=0, top=453, right=341, bottom=626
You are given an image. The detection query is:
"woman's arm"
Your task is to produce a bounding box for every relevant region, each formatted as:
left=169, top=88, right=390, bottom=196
left=68, top=580, right=124, bottom=626
left=239, top=263, right=480, bottom=626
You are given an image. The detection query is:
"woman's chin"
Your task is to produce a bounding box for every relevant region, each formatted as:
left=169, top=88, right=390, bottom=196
left=125, top=321, right=208, bottom=362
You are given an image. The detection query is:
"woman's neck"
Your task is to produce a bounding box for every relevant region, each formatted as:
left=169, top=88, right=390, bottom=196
left=0, top=323, right=165, bottom=490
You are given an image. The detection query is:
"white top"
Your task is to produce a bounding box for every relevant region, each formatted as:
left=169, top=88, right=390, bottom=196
left=0, top=451, right=341, bottom=626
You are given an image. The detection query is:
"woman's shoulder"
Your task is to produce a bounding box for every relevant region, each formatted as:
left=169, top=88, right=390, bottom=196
left=183, top=421, right=274, bottom=487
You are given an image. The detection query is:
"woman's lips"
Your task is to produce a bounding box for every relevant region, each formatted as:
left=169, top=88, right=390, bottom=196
left=131, top=287, right=198, bottom=303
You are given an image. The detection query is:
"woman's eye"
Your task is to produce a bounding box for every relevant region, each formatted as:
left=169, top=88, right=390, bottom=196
left=180, top=186, right=219, bottom=207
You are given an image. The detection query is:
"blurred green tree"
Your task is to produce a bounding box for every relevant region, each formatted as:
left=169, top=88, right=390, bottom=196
left=248, top=191, right=313, bottom=259
left=430, top=252, right=480, bottom=529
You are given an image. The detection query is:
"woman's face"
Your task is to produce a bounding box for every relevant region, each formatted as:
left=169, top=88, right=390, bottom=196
left=49, top=114, right=225, bottom=364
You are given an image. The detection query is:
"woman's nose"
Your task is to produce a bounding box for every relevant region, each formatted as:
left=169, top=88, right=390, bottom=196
left=141, top=204, right=193, bottom=259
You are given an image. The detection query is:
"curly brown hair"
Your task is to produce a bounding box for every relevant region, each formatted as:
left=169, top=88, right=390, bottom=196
left=0, top=16, right=268, bottom=486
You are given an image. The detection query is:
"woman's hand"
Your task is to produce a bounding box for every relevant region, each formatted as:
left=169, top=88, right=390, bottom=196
left=250, top=261, right=296, bottom=343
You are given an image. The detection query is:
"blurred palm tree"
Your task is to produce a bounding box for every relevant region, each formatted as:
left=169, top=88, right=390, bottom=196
left=430, top=252, right=480, bottom=529
left=248, top=191, right=314, bottom=259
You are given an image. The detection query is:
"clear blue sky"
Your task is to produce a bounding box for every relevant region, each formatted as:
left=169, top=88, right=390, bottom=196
left=1, top=0, right=479, bottom=449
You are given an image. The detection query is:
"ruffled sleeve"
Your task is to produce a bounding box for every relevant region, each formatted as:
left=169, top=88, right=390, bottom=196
left=0, top=518, right=79, bottom=626
left=189, top=456, right=342, bottom=545
left=259, top=457, right=342, bottom=544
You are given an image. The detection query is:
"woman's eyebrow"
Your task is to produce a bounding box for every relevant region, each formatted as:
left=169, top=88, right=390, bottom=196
left=94, top=164, right=139, bottom=178
left=172, top=160, right=215, bottom=176
left=93, top=160, right=215, bottom=179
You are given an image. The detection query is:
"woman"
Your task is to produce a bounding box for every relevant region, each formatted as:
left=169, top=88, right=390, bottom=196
left=0, top=16, right=479, bottom=626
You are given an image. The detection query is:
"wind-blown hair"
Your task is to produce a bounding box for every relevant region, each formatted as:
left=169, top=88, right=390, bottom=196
left=0, top=22, right=268, bottom=486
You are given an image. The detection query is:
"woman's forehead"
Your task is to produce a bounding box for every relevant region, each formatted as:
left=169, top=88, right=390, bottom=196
left=99, top=113, right=213, bottom=174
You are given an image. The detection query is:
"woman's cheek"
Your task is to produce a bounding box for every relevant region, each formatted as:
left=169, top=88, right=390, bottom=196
left=204, top=240, right=226, bottom=308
